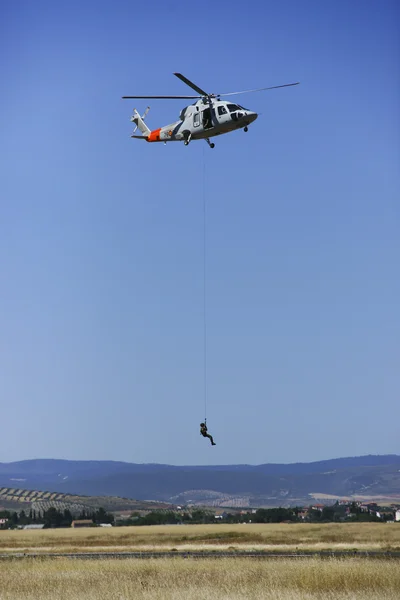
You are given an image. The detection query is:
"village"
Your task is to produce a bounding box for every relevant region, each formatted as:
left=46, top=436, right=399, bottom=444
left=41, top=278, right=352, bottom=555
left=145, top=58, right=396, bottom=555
left=1, top=500, right=400, bottom=529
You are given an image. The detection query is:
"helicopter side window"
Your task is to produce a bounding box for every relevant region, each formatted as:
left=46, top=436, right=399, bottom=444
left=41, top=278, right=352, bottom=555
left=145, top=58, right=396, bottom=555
left=227, top=103, right=240, bottom=121
left=218, top=106, right=227, bottom=116
left=193, top=112, right=200, bottom=127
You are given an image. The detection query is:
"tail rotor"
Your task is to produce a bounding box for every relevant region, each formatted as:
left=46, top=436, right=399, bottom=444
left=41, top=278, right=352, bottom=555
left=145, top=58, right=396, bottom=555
left=130, top=106, right=151, bottom=137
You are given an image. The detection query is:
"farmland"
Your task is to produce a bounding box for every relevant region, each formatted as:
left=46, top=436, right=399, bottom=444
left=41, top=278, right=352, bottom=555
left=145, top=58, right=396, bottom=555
left=0, top=486, right=172, bottom=513
left=1, top=522, right=400, bottom=599
left=1, top=522, right=399, bottom=555
left=1, top=556, right=400, bottom=600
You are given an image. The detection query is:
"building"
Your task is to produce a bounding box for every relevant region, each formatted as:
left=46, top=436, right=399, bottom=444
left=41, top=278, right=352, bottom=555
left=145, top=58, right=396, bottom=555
left=71, top=520, right=93, bottom=528
left=214, top=511, right=228, bottom=520
left=395, top=510, right=400, bottom=522
left=23, top=524, right=45, bottom=530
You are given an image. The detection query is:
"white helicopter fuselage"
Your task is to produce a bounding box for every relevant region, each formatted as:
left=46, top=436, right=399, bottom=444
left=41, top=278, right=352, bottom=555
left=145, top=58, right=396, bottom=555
left=125, top=72, right=298, bottom=148
left=135, top=99, right=257, bottom=145
left=126, top=73, right=299, bottom=148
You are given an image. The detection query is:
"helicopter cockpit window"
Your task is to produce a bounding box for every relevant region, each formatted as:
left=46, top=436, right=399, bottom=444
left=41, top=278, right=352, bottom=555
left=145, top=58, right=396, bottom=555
left=227, top=104, right=240, bottom=113
left=218, top=105, right=227, bottom=116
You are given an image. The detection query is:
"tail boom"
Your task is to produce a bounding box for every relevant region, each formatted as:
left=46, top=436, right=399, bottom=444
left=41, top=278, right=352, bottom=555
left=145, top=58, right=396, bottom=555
left=130, top=107, right=151, bottom=137
left=129, top=108, right=181, bottom=143
left=147, top=128, right=161, bottom=142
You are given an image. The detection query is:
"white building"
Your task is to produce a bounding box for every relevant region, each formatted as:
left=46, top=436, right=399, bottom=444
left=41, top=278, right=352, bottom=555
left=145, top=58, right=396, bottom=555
left=395, top=510, right=400, bottom=522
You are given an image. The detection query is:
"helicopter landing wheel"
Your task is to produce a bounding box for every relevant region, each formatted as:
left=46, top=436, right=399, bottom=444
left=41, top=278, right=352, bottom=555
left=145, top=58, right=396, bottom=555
left=210, top=143, right=215, bottom=148
left=205, top=138, right=215, bottom=149
left=184, top=141, right=189, bottom=146
left=244, top=126, right=248, bottom=132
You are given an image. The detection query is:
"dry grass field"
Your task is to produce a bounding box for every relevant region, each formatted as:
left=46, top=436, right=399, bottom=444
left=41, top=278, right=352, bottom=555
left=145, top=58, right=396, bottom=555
left=1, top=556, right=400, bottom=599
left=1, top=522, right=400, bottom=555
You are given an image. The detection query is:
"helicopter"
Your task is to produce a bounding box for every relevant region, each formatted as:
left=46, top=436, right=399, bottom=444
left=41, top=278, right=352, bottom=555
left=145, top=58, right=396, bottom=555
left=122, top=73, right=299, bottom=149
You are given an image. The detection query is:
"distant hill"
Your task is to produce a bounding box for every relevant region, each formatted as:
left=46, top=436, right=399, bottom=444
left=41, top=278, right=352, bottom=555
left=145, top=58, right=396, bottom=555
left=0, top=485, right=174, bottom=513
left=1, top=455, right=399, bottom=508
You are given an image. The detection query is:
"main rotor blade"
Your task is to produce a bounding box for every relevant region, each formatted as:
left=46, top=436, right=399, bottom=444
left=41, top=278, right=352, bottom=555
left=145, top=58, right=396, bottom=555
left=173, top=72, right=209, bottom=97
left=122, top=95, right=200, bottom=99
left=219, top=82, right=300, bottom=97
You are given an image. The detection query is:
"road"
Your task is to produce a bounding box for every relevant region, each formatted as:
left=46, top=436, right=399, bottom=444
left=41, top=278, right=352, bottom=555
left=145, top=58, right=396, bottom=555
left=1, top=550, right=400, bottom=560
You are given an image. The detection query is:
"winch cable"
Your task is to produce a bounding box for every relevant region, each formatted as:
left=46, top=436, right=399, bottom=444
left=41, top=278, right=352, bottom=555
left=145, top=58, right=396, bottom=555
left=202, top=147, right=207, bottom=424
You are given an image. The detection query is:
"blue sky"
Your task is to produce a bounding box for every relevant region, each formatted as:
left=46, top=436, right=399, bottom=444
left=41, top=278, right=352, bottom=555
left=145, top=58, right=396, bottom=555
left=1, top=0, right=399, bottom=465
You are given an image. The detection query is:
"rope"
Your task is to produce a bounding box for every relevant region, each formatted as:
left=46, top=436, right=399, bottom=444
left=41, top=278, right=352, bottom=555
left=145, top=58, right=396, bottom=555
left=202, top=147, right=207, bottom=423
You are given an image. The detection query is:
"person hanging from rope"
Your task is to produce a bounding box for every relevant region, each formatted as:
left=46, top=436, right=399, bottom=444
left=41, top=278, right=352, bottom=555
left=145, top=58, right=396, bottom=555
left=200, top=421, right=216, bottom=445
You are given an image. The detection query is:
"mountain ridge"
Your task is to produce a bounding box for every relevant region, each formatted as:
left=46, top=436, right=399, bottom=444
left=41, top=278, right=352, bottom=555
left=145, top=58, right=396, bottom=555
left=1, top=455, right=399, bottom=507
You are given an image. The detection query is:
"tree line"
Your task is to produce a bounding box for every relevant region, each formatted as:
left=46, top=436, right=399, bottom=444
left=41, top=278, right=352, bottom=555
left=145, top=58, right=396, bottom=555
left=0, top=506, right=114, bottom=529
left=116, top=507, right=301, bottom=526
left=1, top=501, right=397, bottom=529
left=116, top=503, right=398, bottom=526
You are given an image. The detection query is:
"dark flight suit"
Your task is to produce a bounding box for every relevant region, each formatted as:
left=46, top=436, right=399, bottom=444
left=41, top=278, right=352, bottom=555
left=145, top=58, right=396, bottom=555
left=200, top=422, right=216, bottom=445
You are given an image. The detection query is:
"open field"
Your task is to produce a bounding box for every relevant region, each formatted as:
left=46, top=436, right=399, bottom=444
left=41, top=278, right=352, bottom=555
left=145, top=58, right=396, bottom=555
left=1, top=556, right=400, bottom=599
left=1, top=523, right=400, bottom=555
